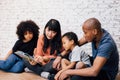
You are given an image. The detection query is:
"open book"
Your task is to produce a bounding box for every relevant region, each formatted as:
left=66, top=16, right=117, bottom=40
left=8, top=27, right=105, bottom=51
left=14, top=51, right=34, bottom=62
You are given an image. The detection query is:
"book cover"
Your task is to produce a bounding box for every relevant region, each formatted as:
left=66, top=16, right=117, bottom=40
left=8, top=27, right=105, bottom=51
left=14, top=51, right=34, bottom=61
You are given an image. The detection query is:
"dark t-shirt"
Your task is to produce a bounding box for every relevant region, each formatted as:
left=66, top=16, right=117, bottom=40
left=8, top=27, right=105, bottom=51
left=12, top=38, right=38, bottom=56
left=92, top=29, right=119, bottom=80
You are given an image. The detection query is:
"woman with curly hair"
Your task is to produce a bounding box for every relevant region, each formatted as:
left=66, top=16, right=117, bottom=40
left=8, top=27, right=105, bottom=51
left=0, top=20, right=39, bottom=73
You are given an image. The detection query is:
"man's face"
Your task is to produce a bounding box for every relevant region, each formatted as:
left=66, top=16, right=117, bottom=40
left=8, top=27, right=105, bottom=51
left=82, top=24, right=96, bottom=42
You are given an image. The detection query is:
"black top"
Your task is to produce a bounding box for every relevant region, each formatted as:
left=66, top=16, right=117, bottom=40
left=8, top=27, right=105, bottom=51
left=12, top=38, right=38, bottom=56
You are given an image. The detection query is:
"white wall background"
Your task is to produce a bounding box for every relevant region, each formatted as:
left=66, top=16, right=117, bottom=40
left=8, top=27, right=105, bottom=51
left=0, top=0, right=120, bottom=72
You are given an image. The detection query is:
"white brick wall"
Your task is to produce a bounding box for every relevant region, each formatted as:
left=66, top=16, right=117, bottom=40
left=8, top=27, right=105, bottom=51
left=0, top=0, right=120, bottom=71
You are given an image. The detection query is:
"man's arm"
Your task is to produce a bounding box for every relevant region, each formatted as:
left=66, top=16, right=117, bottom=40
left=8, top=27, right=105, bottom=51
left=58, top=56, right=107, bottom=80
left=78, top=36, right=88, bottom=46
left=55, top=61, right=76, bottom=80
left=69, top=57, right=107, bottom=76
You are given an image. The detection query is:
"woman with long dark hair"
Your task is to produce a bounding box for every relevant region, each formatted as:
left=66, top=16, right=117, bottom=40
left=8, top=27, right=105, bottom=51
left=24, top=19, right=63, bottom=79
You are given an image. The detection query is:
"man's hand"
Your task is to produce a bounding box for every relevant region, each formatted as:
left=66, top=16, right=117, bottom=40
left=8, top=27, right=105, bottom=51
left=54, top=71, right=60, bottom=80
left=57, top=70, right=69, bottom=80
left=55, top=69, right=66, bottom=80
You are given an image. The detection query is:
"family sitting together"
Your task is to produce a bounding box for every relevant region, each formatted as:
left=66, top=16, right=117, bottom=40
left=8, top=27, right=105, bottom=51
left=0, top=18, right=119, bottom=80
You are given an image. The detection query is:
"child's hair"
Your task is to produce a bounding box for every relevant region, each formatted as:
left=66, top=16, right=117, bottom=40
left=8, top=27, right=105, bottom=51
left=62, top=32, right=79, bottom=45
left=16, top=20, right=40, bottom=40
left=43, top=19, right=62, bottom=55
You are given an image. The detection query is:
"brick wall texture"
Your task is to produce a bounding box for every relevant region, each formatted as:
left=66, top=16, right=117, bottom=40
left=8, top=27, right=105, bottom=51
left=0, top=0, right=120, bottom=72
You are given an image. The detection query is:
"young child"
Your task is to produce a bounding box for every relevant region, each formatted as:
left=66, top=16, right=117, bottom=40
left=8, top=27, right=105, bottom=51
left=0, top=20, right=39, bottom=73
left=55, top=32, right=91, bottom=80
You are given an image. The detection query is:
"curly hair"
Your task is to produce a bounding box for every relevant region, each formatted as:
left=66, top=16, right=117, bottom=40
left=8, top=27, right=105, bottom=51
left=16, top=20, right=40, bottom=40
left=43, top=19, right=62, bottom=55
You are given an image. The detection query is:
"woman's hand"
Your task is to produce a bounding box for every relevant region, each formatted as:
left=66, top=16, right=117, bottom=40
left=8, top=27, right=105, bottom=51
left=29, top=56, right=43, bottom=65
left=29, top=60, right=37, bottom=65
left=53, top=56, right=61, bottom=70
left=53, top=50, right=68, bottom=70
left=34, top=56, right=43, bottom=63
left=42, top=56, right=50, bottom=63
left=34, top=56, right=49, bottom=65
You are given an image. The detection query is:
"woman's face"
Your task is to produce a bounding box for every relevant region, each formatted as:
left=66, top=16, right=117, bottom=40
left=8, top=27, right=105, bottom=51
left=45, top=27, right=57, bottom=40
left=24, top=31, right=33, bottom=42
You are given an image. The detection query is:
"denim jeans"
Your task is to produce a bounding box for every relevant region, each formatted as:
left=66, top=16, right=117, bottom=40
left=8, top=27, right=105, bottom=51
left=0, top=54, right=25, bottom=73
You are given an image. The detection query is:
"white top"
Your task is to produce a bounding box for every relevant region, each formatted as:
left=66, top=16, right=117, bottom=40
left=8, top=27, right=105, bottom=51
left=69, top=46, right=91, bottom=66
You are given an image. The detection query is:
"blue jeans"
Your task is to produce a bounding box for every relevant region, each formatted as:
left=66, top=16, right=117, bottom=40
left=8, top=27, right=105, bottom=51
left=0, top=54, right=25, bottom=73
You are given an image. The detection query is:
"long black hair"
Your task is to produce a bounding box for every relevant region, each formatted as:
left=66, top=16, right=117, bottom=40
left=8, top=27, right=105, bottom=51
left=43, top=19, right=62, bottom=55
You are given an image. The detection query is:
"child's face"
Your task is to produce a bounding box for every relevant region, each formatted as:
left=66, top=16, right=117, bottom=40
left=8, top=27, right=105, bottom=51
left=24, top=31, right=33, bottom=42
left=62, top=36, right=73, bottom=51
left=45, top=27, right=57, bottom=40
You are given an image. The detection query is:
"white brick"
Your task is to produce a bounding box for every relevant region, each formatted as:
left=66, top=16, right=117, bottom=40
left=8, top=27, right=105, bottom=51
left=0, top=0, right=120, bottom=71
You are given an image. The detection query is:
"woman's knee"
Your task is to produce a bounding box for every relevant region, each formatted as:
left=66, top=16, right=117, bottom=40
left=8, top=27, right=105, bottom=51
left=9, top=61, right=25, bottom=73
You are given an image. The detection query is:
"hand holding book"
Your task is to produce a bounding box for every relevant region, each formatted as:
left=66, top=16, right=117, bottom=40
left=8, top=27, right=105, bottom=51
left=14, top=51, right=34, bottom=61
left=14, top=51, right=50, bottom=65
